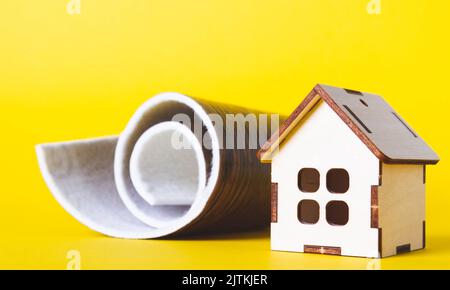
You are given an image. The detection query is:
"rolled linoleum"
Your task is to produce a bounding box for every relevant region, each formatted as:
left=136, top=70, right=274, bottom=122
left=36, top=93, right=276, bottom=239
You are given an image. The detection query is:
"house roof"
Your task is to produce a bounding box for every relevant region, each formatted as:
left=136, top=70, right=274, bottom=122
left=258, top=84, right=439, bottom=165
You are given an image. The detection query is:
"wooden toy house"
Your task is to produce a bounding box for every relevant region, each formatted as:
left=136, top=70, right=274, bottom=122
left=258, top=84, right=439, bottom=258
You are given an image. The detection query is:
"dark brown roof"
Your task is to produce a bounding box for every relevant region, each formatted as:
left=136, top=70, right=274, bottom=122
left=258, top=84, right=439, bottom=165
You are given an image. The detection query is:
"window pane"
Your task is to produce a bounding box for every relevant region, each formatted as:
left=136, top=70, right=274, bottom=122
left=298, top=200, right=320, bottom=224
left=326, top=169, right=349, bottom=193
left=298, top=168, right=320, bottom=192
left=326, top=201, right=349, bottom=226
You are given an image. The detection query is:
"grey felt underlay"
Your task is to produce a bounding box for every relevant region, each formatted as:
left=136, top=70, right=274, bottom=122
left=36, top=93, right=271, bottom=239
left=38, top=138, right=164, bottom=234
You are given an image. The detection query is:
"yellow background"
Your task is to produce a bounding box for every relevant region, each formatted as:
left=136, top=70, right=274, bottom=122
left=0, top=0, right=449, bottom=269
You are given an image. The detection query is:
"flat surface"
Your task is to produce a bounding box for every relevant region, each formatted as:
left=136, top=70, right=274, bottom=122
left=2, top=230, right=450, bottom=269
left=1, top=0, right=450, bottom=269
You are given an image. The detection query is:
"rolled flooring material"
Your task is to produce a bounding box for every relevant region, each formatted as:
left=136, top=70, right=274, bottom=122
left=36, top=93, right=276, bottom=239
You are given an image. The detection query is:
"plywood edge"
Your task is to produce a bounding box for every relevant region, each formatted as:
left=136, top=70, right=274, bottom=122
left=271, top=183, right=278, bottom=223
left=372, top=162, right=382, bottom=257
left=303, top=245, right=341, bottom=256
left=422, top=220, right=426, bottom=249
left=258, top=88, right=321, bottom=162
left=371, top=185, right=379, bottom=229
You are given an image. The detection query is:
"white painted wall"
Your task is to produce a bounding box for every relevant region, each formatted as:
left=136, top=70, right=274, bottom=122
left=271, top=100, right=380, bottom=258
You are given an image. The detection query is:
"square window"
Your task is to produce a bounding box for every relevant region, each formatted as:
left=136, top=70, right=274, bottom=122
left=326, top=201, right=349, bottom=226
left=298, top=200, right=320, bottom=224
left=298, top=168, right=320, bottom=192
left=326, top=169, right=349, bottom=193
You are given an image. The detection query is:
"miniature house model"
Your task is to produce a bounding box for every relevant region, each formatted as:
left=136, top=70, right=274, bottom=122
left=258, top=84, right=439, bottom=258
